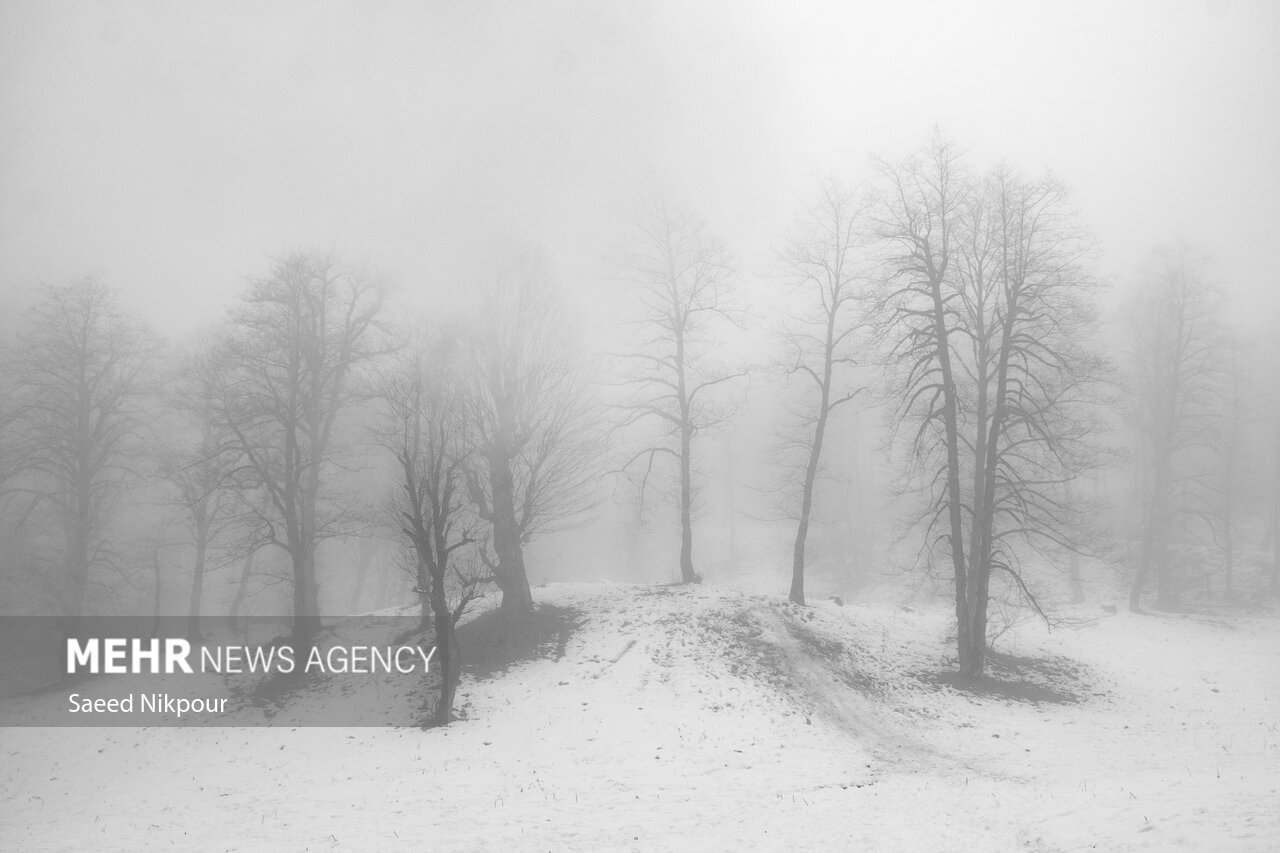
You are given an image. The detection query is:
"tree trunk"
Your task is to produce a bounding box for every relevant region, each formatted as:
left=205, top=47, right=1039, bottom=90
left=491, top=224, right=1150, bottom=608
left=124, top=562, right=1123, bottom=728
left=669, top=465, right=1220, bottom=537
left=1129, top=562, right=1149, bottom=613
left=187, top=540, right=206, bottom=642
left=1223, top=503, right=1234, bottom=600
left=489, top=449, right=534, bottom=615
left=290, top=547, right=322, bottom=653
left=428, top=561, right=460, bottom=727
left=847, top=420, right=867, bottom=589
left=350, top=539, right=376, bottom=613
left=965, top=577, right=991, bottom=678
left=417, top=555, right=432, bottom=631
left=228, top=548, right=256, bottom=632
left=1068, top=549, right=1085, bottom=604
left=152, top=547, right=163, bottom=637
left=494, top=549, right=533, bottom=615
left=958, top=612, right=986, bottom=679
left=1132, top=459, right=1170, bottom=613
left=1131, top=518, right=1156, bottom=613
left=375, top=555, right=395, bottom=609
left=928, top=271, right=972, bottom=677
left=1155, top=545, right=1178, bottom=611
left=673, top=316, right=699, bottom=586
left=789, top=519, right=809, bottom=605
left=64, top=503, right=92, bottom=629
left=679, top=421, right=697, bottom=584
left=791, top=407, right=830, bottom=606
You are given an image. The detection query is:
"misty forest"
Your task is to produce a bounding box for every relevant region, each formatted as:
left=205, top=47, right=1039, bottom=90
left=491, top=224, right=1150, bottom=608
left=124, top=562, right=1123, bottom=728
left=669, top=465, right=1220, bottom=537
left=1, top=3, right=1277, bottom=852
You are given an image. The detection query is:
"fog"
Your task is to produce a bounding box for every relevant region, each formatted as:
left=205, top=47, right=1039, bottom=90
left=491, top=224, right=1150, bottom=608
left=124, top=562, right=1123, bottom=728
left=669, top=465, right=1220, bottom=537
left=4, top=5, right=1280, bottom=850
left=4, top=1, right=1278, bottom=331
left=0, top=0, right=1277, bottom=611
left=0, top=0, right=1275, bottom=606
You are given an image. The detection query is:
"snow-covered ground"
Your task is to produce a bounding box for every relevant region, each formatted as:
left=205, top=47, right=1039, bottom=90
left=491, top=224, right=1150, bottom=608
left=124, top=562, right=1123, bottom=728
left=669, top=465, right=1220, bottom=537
left=2, top=582, right=1277, bottom=852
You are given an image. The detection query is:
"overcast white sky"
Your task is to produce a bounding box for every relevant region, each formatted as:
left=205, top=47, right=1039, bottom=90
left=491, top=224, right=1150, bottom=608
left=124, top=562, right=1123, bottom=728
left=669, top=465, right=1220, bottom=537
left=1, top=0, right=1277, bottom=338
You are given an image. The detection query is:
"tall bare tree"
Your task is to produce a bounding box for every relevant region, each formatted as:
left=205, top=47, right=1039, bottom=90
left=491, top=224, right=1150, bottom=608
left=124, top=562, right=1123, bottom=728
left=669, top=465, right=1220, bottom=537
left=208, top=252, right=385, bottom=651
left=872, top=137, right=971, bottom=665
left=381, top=327, right=483, bottom=726
left=3, top=278, right=154, bottom=623
left=617, top=191, right=743, bottom=583
left=873, top=136, right=1103, bottom=676
left=1126, top=241, right=1223, bottom=612
left=773, top=178, right=867, bottom=605
left=463, top=249, right=599, bottom=616
left=958, top=166, right=1102, bottom=667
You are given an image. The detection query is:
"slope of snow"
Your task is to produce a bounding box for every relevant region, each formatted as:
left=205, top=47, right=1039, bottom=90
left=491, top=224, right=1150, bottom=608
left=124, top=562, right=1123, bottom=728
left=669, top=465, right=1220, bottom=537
left=1, top=583, right=1277, bottom=851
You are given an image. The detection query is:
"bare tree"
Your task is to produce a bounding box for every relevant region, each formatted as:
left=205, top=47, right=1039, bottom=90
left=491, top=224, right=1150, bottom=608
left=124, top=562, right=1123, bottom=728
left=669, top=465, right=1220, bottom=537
left=1126, top=241, right=1223, bottom=612
left=773, top=178, right=868, bottom=605
left=208, top=252, right=385, bottom=652
left=871, top=137, right=971, bottom=665
left=227, top=533, right=268, bottom=633
left=873, top=136, right=1104, bottom=676
left=2, top=278, right=155, bottom=623
left=380, top=326, right=484, bottom=726
left=463, top=249, right=600, bottom=616
left=617, top=191, right=744, bottom=583
left=956, top=166, right=1104, bottom=669
left=158, top=345, right=247, bottom=641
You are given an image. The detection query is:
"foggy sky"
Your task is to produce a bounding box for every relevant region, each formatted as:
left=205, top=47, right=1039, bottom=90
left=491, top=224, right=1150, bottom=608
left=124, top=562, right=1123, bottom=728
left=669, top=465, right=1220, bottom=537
left=1, top=0, right=1277, bottom=338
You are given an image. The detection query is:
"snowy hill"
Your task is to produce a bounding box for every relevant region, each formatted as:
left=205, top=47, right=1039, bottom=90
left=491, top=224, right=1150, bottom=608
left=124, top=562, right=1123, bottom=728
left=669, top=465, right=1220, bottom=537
left=2, top=582, right=1278, bottom=851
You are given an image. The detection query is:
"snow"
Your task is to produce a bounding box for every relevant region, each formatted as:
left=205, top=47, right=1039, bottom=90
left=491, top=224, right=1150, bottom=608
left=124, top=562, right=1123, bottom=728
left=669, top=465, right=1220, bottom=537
left=2, top=583, right=1277, bottom=851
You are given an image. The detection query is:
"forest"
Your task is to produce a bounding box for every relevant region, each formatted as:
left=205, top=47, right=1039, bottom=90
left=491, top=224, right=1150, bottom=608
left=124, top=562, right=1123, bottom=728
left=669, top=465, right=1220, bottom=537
left=1, top=133, right=1274, bottom=725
